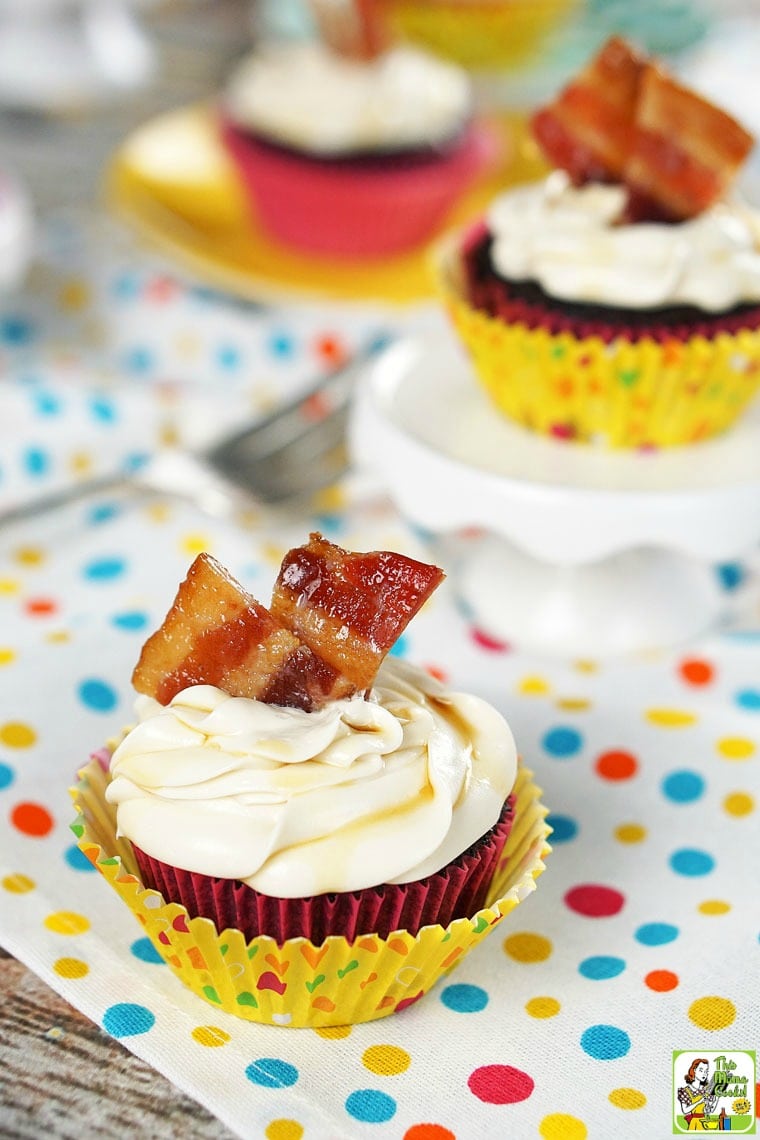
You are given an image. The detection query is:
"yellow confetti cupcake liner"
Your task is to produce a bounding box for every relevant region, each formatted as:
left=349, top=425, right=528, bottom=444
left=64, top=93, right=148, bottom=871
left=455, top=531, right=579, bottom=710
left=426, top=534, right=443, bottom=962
left=70, top=760, right=550, bottom=1028
left=436, top=236, right=760, bottom=448
left=386, top=0, right=577, bottom=70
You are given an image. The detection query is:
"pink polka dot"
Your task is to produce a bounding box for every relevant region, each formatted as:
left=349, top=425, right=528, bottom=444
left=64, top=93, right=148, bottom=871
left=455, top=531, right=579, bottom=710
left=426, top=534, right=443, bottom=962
left=564, top=884, right=625, bottom=918
left=471, top=628, right=510, bottom=653
left=467, top=1065, right=534, bottom=1105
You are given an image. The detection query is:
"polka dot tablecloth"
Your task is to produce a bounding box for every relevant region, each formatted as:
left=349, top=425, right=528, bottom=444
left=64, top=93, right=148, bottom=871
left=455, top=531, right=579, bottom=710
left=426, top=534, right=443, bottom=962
left=1, top=221, right=760, bottom=1139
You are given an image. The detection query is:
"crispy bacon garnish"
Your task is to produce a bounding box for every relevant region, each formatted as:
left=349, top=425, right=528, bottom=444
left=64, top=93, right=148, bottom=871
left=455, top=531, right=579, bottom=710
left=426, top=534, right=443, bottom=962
left=624, top=65, right=754, bottom=221
left=531, top=36, right=644, bottom=186
left=132, top=537, right=444, bottom=711
left=270, top=532, right=445, bottom=692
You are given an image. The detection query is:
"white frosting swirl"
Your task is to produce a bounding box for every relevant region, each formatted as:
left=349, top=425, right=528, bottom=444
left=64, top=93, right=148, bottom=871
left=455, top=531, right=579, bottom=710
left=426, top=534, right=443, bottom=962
left=487, top=172, right=760, bottom=311
left=224, top=41, right=471, bottom=155
left=106, top=659, right=516, bottom=898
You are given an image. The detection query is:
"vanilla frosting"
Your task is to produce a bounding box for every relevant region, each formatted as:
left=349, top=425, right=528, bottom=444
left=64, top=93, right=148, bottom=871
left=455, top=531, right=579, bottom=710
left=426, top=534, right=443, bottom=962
left=224, top=41, right=471, bottom=155
left=486, top=172, right=760, bottom=311
left=106, top=658, right=516, bottom=898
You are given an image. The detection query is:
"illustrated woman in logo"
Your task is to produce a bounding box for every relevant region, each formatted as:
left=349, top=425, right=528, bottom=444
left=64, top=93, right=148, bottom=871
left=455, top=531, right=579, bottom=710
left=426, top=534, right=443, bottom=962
left=678, top=1058, right=720, bottom=1130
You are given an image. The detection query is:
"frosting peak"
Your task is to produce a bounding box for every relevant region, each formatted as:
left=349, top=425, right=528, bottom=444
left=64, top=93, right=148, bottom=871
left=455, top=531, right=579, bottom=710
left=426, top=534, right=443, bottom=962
left=107, top=659, right=516, bottom=897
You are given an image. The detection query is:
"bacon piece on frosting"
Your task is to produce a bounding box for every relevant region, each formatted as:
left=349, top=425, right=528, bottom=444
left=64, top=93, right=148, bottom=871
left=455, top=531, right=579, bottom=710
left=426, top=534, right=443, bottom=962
left=132, top=551, right=352, bottom=710
left=531, top=36, right=644, bottom=186
left=271, top=532, right=445, bottom=692
left=623, top=65, right=754, bottom=221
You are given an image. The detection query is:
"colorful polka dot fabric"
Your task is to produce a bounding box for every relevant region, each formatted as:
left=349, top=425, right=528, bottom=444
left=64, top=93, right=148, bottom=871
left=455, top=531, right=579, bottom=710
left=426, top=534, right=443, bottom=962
left=2, top=224, right=759, bottom=1139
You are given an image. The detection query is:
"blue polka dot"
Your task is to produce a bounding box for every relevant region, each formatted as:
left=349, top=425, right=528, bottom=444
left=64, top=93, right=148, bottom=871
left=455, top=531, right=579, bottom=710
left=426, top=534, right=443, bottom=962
left=581, top=1024, right=631, bottom=1060
left=130, top=937, right=165, bottom=965
left=31, top=390, right=62, bottom=416
left=64, top=844, right=96, bottom=872
left=78, top=678, right=118, bottom=712
left=635, top=922, right=679, bottom=946
left=89, top=396, right=117, bottom=424
left=440, top=983, right=489, bottom=1013
left=312, top=512, right=345, bottom=537
left=345, top=1090, right=397, bottom=1124
left=267, top=331, right=295, bottom=358
left=123, top=452, right=150, bottom=473
left=111, top=611, right=148, bottom=631
left=1, top=316, right=34, bottom=345
left=579, top=956, right=626, bottom=981
left=111, top=273, right=140, bottom=300
left=367, top=330, right=394, bottom=354
left=0, top=762, right=15, bottom=790
left=736, top=689, right=760, bottom=711
left=83, top=556, right=126, bottom=581
left=661, top=770, right=705, bottom=804
left=245, top=1058, right=299, bottom=1088
left=670, top=848, right=715, bottom=877
left=545, top=813, right=578, bottom=842
left=542, top=726, right=583, bottom=758
left=88, top=502, right=122, bottom=525
left=716, top=562, right=744, bottom=591
left=216, top=344, right=241, bottom=370
left=103, top=1002, right=155, bottom=1037
left=22, top=447, right=50, bottom=478
left=122, top=346, right=154, bottom=374
left=388, top=633, right=409, bottom=659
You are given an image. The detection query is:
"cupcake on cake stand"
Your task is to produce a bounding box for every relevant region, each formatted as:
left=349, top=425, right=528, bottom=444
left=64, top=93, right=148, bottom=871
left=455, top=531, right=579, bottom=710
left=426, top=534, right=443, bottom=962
left=349, top=333, right=760, bottom=657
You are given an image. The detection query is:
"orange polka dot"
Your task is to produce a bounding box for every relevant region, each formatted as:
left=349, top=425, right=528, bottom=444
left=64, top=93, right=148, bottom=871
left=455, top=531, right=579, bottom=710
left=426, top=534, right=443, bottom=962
left=404, top=1126, right=456, bottom=1140
left=679, top=658, right=714, bottom=685
left=314, top=335, right=346, bottom=366
left=24, top=597, right=58, bottom=617
left=645, top=970, right=679, bottom=992
left=424, top=664, right=448, bottom=684
left=595, top=750, right=638, bottom=781
left=11, top=802, right=54, bottom=837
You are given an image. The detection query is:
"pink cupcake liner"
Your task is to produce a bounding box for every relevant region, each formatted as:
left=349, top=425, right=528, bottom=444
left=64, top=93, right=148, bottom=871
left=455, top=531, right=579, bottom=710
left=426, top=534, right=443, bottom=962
left=219, top=116, right=495, bottom=259
left=132, top=796, right=515, bottom=946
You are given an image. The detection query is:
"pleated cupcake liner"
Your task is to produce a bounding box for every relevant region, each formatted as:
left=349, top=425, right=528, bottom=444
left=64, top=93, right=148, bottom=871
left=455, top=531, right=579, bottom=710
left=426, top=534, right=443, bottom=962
left=436, top=229, right=760, bottom=448
left=70, top=758, right=550, bottom=1027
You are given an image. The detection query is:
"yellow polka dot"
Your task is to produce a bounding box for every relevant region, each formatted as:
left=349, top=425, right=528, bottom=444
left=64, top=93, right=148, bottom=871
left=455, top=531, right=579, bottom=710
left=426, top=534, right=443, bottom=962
left=315, top=1024, right=352, bottom=1040
left=0, top=721, right=36, bottom=748
left=525, top=996, right=560, bottom=1019
left=58, top=279, right=91, bottom=311
left=503, top=931, right=552, bottom=963
left=698, top=899, right=731, bottom=916
left=175, top=332, right=201, bottom=359
left=688, top=995, right=736, bottom=1031
left=146, top=502, right=171, bottom=523
left=262, top=542, right=287, bottom=567
left=69, top=451, right=93, bottom=475
left=614, top=823, right=647, bottom=844
left=556, top=697, right=591, bottom=712
left=717, top=736, right=756, bottom=760
left=0, top=578, right=20, bottom=595
left=723, top=791, right=754, bottom=816
left=53, top=957, right=89, bottom=979
left=313, top=484, right=347, bottom=512
left=44, top=911, right=90, bottom=936
left=518, top=675, right=550, bottom=696
left=191, top=1025, right=231, bottom=1048
left=0, top=647, right=15, bottom=667
left=362, top=1044, right=411, bottom=1076
left=2, top=873, right=35, bottom=893
left=540, top=1113, right=588, bottom=1139
left=180, top=533, right=211, bottom=557
left=609, top=1087, right=647, bottom=1110
left=645, top=708, right=697, bottom=728
left=14, top=546, right=44, bottom=566
left=265, top=1121, right=303, bottom=1140
left=45, top=630, right=70, bottom=644
left=159, top=424, right=180, bottom=448
left=573, top=659, right=597, bottom=673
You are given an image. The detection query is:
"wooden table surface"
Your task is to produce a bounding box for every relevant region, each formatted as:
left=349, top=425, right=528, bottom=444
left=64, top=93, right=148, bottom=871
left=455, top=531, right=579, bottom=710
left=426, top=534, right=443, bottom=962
left=0, top=4, right=249, bottom=1135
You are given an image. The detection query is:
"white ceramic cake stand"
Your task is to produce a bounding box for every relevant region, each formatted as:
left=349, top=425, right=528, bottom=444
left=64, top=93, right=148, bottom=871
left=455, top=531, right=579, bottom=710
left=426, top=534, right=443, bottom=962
left=348, top=335, right=760, bottom=657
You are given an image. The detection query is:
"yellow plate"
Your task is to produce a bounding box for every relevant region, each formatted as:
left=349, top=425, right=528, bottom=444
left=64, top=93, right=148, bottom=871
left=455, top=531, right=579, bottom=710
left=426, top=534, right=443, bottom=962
left=106, top=103, right=545, bottom=306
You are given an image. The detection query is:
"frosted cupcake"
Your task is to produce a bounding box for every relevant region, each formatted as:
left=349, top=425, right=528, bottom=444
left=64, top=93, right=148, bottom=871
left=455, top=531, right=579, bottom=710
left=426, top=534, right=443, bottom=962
left=219, top=38, right=492, bottom=258
left=437, top=36, right=760, bottom=447
left=72, top=534, right=549, bottom=1026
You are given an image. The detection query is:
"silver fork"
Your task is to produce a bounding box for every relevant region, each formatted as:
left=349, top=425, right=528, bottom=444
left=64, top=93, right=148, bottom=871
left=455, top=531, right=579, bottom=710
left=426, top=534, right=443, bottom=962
left=0, top=341, right=387, bottom=527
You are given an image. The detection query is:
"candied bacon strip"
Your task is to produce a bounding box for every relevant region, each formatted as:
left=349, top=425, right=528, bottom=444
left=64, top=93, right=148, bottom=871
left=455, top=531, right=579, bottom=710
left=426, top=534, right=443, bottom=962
left=623, top=65, right=754, bottom=221
left=132, top=552, right=353, bottom=710
left=531, top=36, right=644, bottom=186
left=270, top=532, right=445, bottom=692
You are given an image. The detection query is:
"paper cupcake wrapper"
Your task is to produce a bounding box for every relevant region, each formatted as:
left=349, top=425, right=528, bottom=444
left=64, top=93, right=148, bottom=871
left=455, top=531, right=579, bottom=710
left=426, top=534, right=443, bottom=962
left=131, top=797, right=514, bottom=944
left=436, top=234, right=760, bottom=448
left=386, top=0, right=576, bottom=69
left=70, top=760, right=549, bottom=1028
